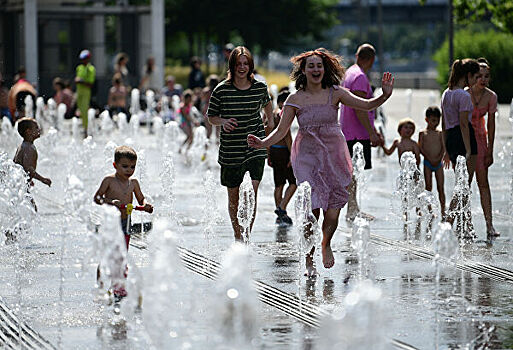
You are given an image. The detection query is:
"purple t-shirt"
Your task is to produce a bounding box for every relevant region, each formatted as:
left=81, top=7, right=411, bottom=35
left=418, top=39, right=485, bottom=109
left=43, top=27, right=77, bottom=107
left=340, top=64, right=375, bottom=141
left=441, top=88, right=473, bottom=130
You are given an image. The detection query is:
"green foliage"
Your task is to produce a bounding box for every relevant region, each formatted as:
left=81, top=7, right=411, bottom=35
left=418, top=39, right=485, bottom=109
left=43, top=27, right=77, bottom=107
left=433, top=29, right=513, bottom=103
left=164, top=0, right=339, bottom=58
left=453, top=0, right=513, bottom=35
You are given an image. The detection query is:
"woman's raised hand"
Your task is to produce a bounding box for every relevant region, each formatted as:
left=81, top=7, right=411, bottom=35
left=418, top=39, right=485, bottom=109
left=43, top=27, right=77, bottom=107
left=381, top=72, right=394, bottom=98
left=247, top=134, right=264, bottom=149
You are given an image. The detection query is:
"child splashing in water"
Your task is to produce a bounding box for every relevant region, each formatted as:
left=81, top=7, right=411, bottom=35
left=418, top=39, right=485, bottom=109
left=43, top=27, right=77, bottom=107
left=418, top=106, right=446, bottom=219
left=179, top=89, right=199, bottom=154
left=248, top=48, right=394, bottom=275
left=93, top=146, right=153, bottom=299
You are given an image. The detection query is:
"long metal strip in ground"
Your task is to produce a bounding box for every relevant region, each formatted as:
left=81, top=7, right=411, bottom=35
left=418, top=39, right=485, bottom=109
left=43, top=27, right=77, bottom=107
left=0, top=298, right=56, bottom=349
left=370, top=234, right=513, bottom=283
left=145, top=243, right=418, bottom=350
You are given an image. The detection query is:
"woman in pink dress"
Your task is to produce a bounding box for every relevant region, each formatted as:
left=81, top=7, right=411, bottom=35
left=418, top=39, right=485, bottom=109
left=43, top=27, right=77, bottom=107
left=466, top=58, right=499, bottom=238
left=248, top=48, right=394, bottom=274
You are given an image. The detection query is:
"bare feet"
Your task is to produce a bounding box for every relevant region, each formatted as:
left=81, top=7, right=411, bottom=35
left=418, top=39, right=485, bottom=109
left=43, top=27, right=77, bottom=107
left=304, top=255, right=317, bottom=277
left=322, top=244, right=335, bottom=269
left=487, top=226, right=500, bottom=237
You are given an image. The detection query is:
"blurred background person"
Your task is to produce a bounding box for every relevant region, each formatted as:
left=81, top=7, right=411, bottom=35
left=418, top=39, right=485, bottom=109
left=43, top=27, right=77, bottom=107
left=188, top=56, right=205, bottom=89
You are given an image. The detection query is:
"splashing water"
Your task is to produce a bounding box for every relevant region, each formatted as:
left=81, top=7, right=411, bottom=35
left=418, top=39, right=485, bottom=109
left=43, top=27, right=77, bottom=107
left=24, top=94, right=33, bottom=118
left=96, top=206, right=128, bottom=299
left=295, top=182, right=321, bottom=254
left=318, top=280, right=387, bottom=350
left=211, top=243, right=259, bottom=348
left=143, top=219, right=192, bottom=349
left=100, top=110, right=114, bottom=135
left=87, top=108, right=96, bottom=137
left=447, top=155, right=475, bottom=242
left=432, top=222, right=459, bottom=282
left=352, top=142, right=366, bottom=209
left=394, top=152, right=424, bottom=240
left=237, top=172, right=255, bottom=243
left=351, top=216, right=370, bottom=280
left=417, top=190, right=440, bottom=239
left=159, top=152, right=176, bottom=221
left=202, top=170, right=220, bottom=245
left=130, top=89, right=140, bottom=116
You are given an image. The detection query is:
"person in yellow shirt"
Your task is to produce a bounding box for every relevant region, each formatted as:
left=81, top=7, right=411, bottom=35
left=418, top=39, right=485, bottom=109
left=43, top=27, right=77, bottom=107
left=75, top=50, right=96, bottom=135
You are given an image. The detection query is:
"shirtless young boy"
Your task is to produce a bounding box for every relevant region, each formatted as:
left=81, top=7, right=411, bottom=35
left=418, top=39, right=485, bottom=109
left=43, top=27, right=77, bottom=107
left=93, top=146, right=153, bottom=298
left=93, top=145, right=153, bottom=248
left=13, top=118, right=52, bottom=189
left=381, top=118, right=420, bottom=166
left=418, top=106, right=446, bottom=218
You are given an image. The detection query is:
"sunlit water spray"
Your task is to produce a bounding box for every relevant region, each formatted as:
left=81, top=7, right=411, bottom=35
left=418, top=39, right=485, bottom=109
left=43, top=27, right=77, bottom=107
left=447, top=155, right=475, bottom=243
left=351, top=217, right=370, bottom=280
left=352, top=142, right=366, bottom=212
left=318, top=280, right=387, bottom=350
left=237, top=172, right=255, bottom=244
left=394, top=152, right=424, bottom=241
left=211, top=242, right=259, bottom=349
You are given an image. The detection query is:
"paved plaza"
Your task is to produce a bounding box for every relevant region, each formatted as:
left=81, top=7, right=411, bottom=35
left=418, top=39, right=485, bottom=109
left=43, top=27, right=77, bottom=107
left=1, top=89, right=513, bottom=349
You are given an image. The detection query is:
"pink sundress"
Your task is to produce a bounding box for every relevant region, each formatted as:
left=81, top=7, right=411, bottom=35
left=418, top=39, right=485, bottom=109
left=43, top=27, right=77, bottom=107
left=285, top=87, right=353, bottom=211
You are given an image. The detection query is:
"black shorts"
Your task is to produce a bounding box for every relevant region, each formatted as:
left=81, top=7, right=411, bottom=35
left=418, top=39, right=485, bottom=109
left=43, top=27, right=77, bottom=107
left=445, top=123, right=478, bottom=165
left=221, top=158, right=265, bottom=188
left=346, top=139, right=372, bottom=170
left=269, top=146, right=296, bottom=187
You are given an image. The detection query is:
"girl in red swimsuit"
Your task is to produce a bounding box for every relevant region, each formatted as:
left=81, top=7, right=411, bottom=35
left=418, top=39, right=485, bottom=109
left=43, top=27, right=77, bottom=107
left=466, top=58, right=499, bottom=238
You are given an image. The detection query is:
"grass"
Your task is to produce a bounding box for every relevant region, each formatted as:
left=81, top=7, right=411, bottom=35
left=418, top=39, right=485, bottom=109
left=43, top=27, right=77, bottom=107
left=164, top=64, right=291, bottom=91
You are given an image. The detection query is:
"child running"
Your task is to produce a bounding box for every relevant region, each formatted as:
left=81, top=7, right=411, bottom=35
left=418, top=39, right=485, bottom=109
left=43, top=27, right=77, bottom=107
left=13, top=117, right=52, bottom=189
left=382, top=118, right=420, bottom=166
left=179, top=89, right=199, bottom=153
left=418, top=106, right=446, bottom=218
left=269, top=89, right=297, bottom=225
left=93, top=146, right=153, bottom=298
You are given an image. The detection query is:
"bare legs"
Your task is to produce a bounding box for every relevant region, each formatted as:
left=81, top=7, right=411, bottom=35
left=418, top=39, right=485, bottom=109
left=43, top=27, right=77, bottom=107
left=346, top=178, right=359, bottom=221
left=475, top=167, right=497, bottom=235
left=305, top=208, right=341, bottom=276
left=274, top=183, right=297, bottom=211
left=423, top=165, right=446, bottom=218
left=227, top=180, right=260, bottom=241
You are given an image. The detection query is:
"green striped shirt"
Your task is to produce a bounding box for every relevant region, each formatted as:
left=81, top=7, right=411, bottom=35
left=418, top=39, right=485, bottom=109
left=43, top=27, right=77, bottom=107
left=207, top=80, right=271, bottom=166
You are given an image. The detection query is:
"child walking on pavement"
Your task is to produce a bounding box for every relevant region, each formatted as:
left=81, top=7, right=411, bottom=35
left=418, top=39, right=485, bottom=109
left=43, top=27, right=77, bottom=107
left=269, top=89, right=297, bottom=225
left=93, top=145, right=153, bottom=299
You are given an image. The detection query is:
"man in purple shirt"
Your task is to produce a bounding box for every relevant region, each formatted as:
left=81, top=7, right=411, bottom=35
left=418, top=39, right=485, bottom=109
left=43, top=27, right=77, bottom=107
left=340, top=43, right=383, bottom=221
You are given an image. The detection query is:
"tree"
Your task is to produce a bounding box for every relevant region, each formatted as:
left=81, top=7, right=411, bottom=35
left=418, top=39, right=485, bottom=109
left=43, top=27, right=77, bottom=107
left=453, top=0, right=513, bottom=34
left=433, top=29, right=513, bottom=103
left=165, top=0, right=339, bottom=60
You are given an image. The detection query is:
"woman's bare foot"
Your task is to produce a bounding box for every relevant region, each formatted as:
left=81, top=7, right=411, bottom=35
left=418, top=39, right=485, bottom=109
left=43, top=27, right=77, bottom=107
left=322, top=244, right=335, bottom=268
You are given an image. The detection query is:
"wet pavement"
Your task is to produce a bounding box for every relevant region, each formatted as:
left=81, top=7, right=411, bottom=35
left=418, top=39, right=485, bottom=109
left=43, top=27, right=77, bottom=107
left=1, top=89, right=513, bottom=349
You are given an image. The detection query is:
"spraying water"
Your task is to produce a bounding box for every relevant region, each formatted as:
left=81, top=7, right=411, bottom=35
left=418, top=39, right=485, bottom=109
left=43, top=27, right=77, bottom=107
left=24, top=94, right=33, bottom=118
left=237, top=172, right=255, bottom=243
left=318, top=280, right=387, bottom=350
left=394, top=152, right=424, bottom=241
left=211, top=243, right=259, bottom=349
left=352, top=142, right=366, bottom=211
left=351, top=216, right=370, bottom=280
left=447, top=155, right=475, bottom=242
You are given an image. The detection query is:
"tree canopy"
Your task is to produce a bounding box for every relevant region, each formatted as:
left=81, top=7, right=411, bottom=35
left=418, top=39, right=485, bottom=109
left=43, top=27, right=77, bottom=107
left=165, top=0, right=339, bottom=57
left=453, top=0, right=513, bottom=34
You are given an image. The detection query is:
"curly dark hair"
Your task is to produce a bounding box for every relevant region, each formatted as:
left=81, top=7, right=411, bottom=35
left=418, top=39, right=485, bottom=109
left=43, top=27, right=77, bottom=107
left=290, top=48, right=345, bottom=90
